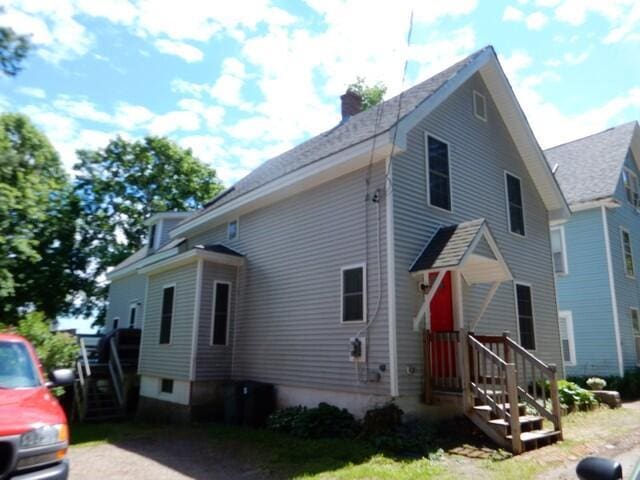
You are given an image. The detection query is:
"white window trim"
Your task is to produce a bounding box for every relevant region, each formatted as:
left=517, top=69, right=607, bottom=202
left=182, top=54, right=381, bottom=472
left=473, top=90, right=487, bottom=122
left=559, top=310, right=576, bottom=367
left=513, top=281, right=537, bottom=351
left=623, top=167, right=639, bottom=208
left=631, top=307, right=640, bottom=367
left=340, top=263, right=367, bottom=324
left=159, top=283, right=176, bottom=346
left=210, top=280, right=232, bottom=346
left=128, top=301, right=138, bottom=328
left=551, top=225, right=569, bottom=276
left=424, top=131, right=453, bottom=214
left=620, top=226, right=636, bottom=279
left=504, top=171, right=526, bottom=238
left=112, top=317, right=120, bottom=331
left=227, top=219, right=239, bottom=241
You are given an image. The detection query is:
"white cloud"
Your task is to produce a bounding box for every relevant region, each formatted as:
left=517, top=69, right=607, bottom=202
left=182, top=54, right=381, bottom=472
left=171, top=79, right=208, bottom=97
left=16, top=87, right=46, bottom=99
left=148, top=110, right=201, bottom=136
left=113, top=102, right=156, bottom=130
left=525, top=11, right=548, bottom=29
left=154, top=39, right=204, bottom=62
left=52, top=97, right=112, bottom=123
left=73, top=0, right=137, bottom=25
left=176, top=98, right=225, bottom=129
left=563, top=50, right=591, bottom=65
left=210, top=57, right=251, bottom=108
left=503, top=6, right=525, bottom=21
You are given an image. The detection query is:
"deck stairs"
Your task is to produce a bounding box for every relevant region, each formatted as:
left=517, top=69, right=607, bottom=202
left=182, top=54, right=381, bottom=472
left=425, top=330, right=563, bottom=454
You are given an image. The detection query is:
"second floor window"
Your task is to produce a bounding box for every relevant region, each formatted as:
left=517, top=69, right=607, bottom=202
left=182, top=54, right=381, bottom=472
left=228, top=220, right=238, bottom=240
left=426, top=135, right=451, bottom=211
left=149, top=224, right=157, bottom=250
left=341, top=265, right=365, bottom=322
left=550, top=227, right=567, bottom=275
left=623, top=168, right=639, bottom=207
left=621, top=228, right=635, bottom=278
left=505, top=172, right=525, bottom=236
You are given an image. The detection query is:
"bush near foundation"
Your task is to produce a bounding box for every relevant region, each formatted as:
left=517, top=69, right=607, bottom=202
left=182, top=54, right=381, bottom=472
left=568, top=370, right=640, bottom=401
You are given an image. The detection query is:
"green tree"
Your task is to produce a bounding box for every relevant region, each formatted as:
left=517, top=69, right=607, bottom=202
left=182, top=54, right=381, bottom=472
left=347, top=77, right=387, bottom=111
left=74, top=136, right=224, bottom=322
left=0, top=113, right=87, bottom=323
left=0, top=8, right=31, bottom=76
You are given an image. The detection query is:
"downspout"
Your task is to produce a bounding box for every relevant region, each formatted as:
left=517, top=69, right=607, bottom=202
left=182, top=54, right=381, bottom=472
left=385, top=157, right=399, bottom=397
left=601, top=206, right=625, bottom=377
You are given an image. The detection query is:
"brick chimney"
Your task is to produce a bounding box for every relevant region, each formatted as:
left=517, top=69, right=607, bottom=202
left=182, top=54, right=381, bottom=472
left=340, top=89, right=362, bottom=121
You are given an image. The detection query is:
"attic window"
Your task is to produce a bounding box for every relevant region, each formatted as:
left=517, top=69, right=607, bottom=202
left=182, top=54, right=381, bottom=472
left=623, top=168, right=639, bottom=207
left=228, top=219, right=238, bottom=240
left=473, top=90, right=487, bottom=122
left=148, top=224, right=157, bottom=250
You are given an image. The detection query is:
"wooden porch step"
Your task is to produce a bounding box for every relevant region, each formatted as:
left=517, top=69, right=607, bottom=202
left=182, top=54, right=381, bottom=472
left=507, top=429, right=561, bottom=451
left=473, top=403, right=527, bottom=420
left=489, top=415, right=543, bottom=434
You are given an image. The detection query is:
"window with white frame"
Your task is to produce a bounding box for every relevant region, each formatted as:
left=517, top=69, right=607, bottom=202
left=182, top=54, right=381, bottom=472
left=623, top=168, right=639, bottom=207
left=211, top=282, right=231, bottom=346
left=558, top=311, right=576, bottom=366
left=148, top=224, right=157, bottom=250
left=159, top=285, right=175, bottom=344
left=112, top=317, right=119, bottom=330
left=631, top=308, right=640, bottom=366
left=505, top=172, right=525, bottom=236
left=621, top=228, right=635, bottom=278
left=425, top=134, right=451, bottom=211
left=550, top=226, right=568, bottom=275
left=228, top=219, right=238, bottom=240
left=515, top=283, right=536, bottom=350
left=473, top=90, right=487, bottom=121
left=129, top=303, right=137, bottom=328
left=341, top=265, right=366, bottom=323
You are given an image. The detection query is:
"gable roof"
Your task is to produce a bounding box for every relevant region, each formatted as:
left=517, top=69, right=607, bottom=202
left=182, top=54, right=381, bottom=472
left=410, top=218, right=486, bottom=272
left=173, top=45, right=568, bottom=237
left=545, top=121, right=640, bottom=206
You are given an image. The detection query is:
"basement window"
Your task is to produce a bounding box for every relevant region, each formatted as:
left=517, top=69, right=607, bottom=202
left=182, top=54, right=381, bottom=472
left=473, top=90, right=487, bottom=121
left=160, top=378, right=173, bottom=394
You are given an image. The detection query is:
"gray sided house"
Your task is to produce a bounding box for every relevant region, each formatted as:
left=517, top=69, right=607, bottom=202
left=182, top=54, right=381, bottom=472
left=106, top=46, right=570, bottom=450
left=546, top=121, right=640, bottom=377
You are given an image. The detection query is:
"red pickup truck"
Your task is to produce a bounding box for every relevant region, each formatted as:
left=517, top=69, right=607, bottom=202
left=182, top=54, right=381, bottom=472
left=0, top=333, right=74, bottom=479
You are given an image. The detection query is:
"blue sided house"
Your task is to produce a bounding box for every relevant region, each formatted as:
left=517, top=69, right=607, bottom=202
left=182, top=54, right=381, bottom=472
left=546, top=121, right=640, bottom=377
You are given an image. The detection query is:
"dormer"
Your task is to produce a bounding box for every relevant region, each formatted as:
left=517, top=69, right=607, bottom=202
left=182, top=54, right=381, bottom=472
left=144, top=212, right=192, bottom=252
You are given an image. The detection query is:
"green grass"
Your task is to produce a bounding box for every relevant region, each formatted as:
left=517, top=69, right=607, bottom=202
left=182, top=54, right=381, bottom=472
left=70, top=421, right=172, bottom=447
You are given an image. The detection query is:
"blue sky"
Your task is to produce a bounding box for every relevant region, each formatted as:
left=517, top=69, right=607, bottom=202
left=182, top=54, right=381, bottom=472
left=1, top=0, right=639, bottom=332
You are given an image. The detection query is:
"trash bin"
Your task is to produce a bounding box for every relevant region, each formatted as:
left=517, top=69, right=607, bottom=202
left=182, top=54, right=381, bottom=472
left=222, top=382, right=243, bottom=425
left=240, top=381, right=275, bottom=427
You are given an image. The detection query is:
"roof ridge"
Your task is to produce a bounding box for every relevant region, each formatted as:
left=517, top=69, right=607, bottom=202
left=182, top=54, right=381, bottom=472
left=545, top=120, right=637, bottom=152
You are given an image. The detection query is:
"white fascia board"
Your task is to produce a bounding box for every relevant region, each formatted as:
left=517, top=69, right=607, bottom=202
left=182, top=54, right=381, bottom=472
left=478, top=56, right=570, bottom=221
left=144, top=212, right=192, bottom=227
left=393, top=48, right=494, bottom=151
left=106, top=247, right=179, bottom=281
left=570, top=198, right=620, bottom=213
left=170, top=132, right=396, bottom=238
left=138, top=249, right=244, bottom=276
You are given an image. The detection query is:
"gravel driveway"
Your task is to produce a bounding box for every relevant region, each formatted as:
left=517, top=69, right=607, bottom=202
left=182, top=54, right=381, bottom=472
left=68, top=433, right=277, bottom=480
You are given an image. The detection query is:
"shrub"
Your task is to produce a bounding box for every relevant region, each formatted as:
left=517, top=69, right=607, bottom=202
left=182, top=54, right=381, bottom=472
left=568, top=370, right=640, bottom=401
left=370, top=419, right=437, bottom=455
left=267, top=403, right=360, bottom=439
left=586, top=377, right=607, bottom=390
left=362, top=403, right=403, bottom=437
left=0, top=312, right=78, bottom=371
left=558, top=380, right=598, bottom=410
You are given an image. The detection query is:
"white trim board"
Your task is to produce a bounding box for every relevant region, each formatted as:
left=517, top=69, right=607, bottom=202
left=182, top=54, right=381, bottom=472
left=106, top=246, right=180, bottom=281
left=385, top=157, right=399, bottom=398
left=189, top=259, right=203, bottom=380
left=601, top=206, right=625, bottom=377
left=138, top=248, right=244, bottom=276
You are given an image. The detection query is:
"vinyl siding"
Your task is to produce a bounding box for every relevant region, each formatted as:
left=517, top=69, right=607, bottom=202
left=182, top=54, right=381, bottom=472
left=159, top=218, right=184, bottom=248
left=194, top=262, right=237, bottom=380
left=392, top=72, right=563, bottom=396
left=138, top=263, right=197, bottom=380
left=555, top=209, right=618, bottom=376
left=105, top=273, right=146, bottom=331
left=186, top=162, right=390, bottom=395
left=607, top=150, right=640, bottom=371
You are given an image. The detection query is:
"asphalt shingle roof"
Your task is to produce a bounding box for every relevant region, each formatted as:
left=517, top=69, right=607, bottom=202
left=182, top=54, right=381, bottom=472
left=409, top=218, right=486, bottom=272
left=194, top=244, right=244, bottom=257
left=179, top=46, right=493, bottom=227
left=544, top=121, right=638, bottom=206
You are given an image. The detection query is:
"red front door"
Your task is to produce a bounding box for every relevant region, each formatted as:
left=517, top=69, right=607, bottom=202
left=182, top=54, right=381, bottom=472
left=429, top=272, right=456, bottom=379
left=429, top=272, right=453, bottom=332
